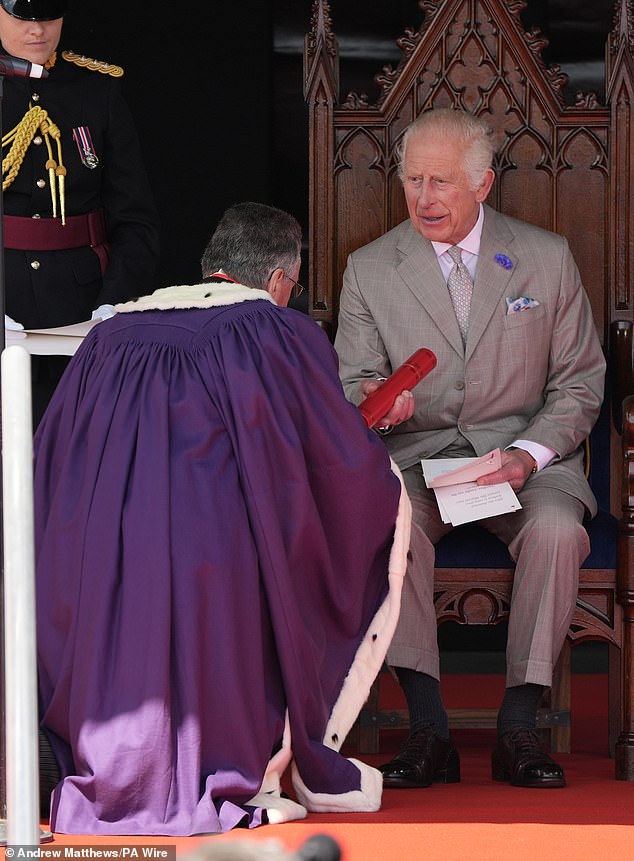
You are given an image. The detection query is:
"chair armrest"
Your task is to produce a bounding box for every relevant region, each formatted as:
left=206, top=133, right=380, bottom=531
left=622, top=394, right=634, bottom=513
left=610, top=320, right=634, bottom=433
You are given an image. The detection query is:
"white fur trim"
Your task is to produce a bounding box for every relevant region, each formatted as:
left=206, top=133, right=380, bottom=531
left=290, top=758, right=382, bottom=813
left=244, top=791, right=307, bottom=824
left=259, top=713, right=292, bottom=794
left=321, top=458, right=411, bottom=751
left=288, top=465, right=409, bottom=815
left=114, top=283, right=273, bottom=314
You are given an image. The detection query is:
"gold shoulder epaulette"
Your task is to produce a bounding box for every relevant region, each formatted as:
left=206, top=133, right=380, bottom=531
left=61, top=50, right=124, bottom=78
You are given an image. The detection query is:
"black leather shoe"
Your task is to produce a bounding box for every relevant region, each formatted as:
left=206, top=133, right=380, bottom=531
left=378, top=727, right=461, bottom=788
left=492, top=727, right=566, bottom=788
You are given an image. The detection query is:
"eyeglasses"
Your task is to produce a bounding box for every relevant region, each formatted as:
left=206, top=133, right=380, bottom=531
left=286, top=274, right=305, bottom=300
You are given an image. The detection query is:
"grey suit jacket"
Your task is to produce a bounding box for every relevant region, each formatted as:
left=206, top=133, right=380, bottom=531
left=335, top=205, right=606, bottom=517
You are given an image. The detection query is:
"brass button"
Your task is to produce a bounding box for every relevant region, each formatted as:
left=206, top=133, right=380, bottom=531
left=30, top=260, right=41, bottom=270
left=32, top=93, right=40, bottom=102
left=33, top=135, right=42, bottom=145
left=36, top=179, right=46, bottom=188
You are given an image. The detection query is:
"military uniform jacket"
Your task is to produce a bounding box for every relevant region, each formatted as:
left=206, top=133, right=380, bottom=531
left=2, top=50, right=160, bottom=328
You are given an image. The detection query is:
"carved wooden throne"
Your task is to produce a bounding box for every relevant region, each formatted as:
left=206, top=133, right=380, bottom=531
left=304, top=0, right=634, bottom=779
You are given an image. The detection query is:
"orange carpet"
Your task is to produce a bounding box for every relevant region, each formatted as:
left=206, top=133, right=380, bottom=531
left=4, top=673, right=634, bottom=861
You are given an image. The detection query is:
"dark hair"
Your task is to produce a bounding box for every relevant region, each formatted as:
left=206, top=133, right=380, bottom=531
left=200, top=202, right=302, bottom=291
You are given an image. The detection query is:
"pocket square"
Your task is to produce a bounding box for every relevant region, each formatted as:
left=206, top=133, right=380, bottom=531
left=506, top=296, right=540, bottom=314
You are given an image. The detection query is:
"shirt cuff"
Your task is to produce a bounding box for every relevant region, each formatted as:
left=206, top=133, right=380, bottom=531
left=507, top=439, right=556, bottom=473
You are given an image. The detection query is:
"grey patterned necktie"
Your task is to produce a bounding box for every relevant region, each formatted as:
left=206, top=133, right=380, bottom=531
left=446, top=245, right=473, bottom=342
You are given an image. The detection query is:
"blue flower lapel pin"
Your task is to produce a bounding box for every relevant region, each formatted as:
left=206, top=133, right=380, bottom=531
left=495, top=253, right=513, bottom=270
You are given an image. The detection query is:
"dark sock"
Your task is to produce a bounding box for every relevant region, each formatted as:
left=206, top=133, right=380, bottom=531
left=39, top=727, right=61, bottom=817
left=395, top=666, right=449, bottom=738
left=497, top=683, right=546, bottom=737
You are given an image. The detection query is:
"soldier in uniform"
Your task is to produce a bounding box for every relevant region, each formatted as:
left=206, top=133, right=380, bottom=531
left=0, top=0, right=160, bottom=424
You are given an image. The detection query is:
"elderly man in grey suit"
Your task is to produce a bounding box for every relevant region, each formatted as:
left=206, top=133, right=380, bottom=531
left=334, top=107, right=605, bottom=789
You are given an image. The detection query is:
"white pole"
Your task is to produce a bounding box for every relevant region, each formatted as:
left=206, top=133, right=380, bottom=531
left=1, top=345, right=39, bottom=845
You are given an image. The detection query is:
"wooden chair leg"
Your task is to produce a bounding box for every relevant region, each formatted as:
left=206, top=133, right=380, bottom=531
left=608, top=641, right=621, bottom=757
left=543, top=640, right=571, bottom=754
left=356, top=677, right=381, bottom=754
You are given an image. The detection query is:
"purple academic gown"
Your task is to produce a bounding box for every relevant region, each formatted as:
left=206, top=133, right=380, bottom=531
left=33, top=293, right=403, bottom=835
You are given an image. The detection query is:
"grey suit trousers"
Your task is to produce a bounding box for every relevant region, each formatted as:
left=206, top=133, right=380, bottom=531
left=386, top=462, right=589, bottom=689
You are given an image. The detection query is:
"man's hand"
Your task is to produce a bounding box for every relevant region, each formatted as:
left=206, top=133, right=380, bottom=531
left=359, top=378, right=415, bottom=427
left=476, top=448, right=536, bottom=492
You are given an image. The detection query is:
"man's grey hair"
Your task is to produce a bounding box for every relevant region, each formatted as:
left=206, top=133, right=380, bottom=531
left=200, top=201, right=302, bottom=290
left=397, top=107, right=495, bottom=190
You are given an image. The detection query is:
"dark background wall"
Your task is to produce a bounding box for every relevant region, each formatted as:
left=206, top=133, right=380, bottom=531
left=61, top=1, right=275, bottom=288
left=60, top=0, right=612, bottom=291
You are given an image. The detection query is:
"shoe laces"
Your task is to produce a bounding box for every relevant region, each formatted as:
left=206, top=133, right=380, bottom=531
left=396, top=727, right=437, bottom=762
left=505, top=727, right=543, bottom=755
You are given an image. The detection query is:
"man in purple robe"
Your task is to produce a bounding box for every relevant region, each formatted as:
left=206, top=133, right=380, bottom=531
left=34, top=202, right=411, bottom=836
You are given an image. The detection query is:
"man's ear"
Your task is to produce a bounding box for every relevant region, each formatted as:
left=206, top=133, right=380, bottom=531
left=476, top=167, right=495, bottom=203
left=267, top=267, right=285, bottom=299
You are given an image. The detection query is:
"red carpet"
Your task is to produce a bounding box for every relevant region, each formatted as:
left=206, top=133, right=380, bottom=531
left=9, top=673, right=634, bottom=861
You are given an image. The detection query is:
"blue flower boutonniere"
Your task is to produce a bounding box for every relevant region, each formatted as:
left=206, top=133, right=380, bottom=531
left=495, top=253, right=513, bottom=270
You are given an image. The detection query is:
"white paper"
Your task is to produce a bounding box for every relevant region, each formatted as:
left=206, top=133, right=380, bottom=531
left=432, top=479, right=521, bottom=525
left=424, top=449, right=502, bottom=487
left=421, top=456, right=521, bottom=526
